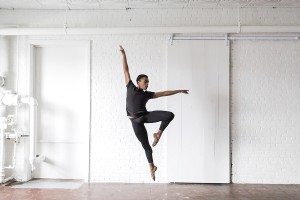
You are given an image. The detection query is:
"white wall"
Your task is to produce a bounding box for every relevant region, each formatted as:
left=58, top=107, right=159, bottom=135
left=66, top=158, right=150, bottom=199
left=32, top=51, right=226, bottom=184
left=0, top=7, right=300, bottom=183
left=231, top=40, right=300, bottom=183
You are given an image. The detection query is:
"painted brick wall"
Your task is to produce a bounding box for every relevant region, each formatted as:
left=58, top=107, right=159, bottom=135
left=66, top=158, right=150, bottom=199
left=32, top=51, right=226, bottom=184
left=231, top=40, right=300, bottom=184
left=88, top=35, right=168, bottom=183
left=13, top=34, right=169, bottom=183
left=0, top=7, right=300, bottom=183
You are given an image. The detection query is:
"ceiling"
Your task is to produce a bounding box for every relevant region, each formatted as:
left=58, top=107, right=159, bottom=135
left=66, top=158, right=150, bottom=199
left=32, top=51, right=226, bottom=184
left=0, top=0, right=299, bottom=10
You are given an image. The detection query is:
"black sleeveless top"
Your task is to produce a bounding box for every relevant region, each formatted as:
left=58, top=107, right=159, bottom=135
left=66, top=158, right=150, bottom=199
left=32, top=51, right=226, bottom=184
left=126, top=80, right=154, bottom=117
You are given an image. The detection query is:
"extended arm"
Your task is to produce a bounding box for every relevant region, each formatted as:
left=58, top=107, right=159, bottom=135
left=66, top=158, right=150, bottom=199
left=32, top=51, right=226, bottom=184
left=152, top=90, right=189, bottom=99
left=120, top=45, right=131, bottom=85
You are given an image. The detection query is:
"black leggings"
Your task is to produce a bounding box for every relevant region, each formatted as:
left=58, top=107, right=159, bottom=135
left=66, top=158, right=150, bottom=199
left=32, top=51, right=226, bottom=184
left=130, top=111, right=175, bottom=163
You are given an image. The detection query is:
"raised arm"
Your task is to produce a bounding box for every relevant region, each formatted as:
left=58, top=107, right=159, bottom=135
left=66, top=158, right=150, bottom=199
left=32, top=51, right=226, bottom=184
left=120, top=45, right=131, bottom=85
left=152, top=90, right=189, bottom=99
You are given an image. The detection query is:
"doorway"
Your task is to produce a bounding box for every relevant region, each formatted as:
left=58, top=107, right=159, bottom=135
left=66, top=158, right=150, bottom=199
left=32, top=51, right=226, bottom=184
left=30, top=40, right=90, bottom=181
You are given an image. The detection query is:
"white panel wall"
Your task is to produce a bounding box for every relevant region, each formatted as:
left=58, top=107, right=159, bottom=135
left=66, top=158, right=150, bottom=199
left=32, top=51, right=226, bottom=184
left=0, top=7, right=300, bottom=183
left=167, top=40, right=230, bottom=183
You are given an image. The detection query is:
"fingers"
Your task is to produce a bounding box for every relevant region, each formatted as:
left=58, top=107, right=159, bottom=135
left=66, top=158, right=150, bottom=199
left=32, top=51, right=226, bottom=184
left=179, top=90, right=189, bottom=94
left=119, top=45, right=125, bottom=55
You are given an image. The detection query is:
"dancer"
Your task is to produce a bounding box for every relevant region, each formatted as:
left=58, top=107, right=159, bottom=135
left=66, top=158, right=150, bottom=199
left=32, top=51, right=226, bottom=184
left=120, top=45, right=188, bottom=181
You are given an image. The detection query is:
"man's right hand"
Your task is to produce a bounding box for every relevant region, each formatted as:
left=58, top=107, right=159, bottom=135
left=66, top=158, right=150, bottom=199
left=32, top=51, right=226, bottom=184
left=119, top=45, right=125, bottom=55
left=120, top=45, right=131, bottom=85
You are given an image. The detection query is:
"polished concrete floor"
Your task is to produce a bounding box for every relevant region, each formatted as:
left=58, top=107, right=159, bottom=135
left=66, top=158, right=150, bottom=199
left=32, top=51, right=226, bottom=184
left=1, top=183, right=300, bottom=200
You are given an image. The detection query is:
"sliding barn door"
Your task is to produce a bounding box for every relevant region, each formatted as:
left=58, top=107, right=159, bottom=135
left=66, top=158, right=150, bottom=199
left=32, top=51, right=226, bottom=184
left=167, top=40, right=230, bottom=183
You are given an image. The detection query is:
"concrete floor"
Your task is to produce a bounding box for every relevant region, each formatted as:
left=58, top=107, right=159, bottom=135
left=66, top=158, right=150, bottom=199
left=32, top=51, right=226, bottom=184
left=1, top=183, right=300, bottom=200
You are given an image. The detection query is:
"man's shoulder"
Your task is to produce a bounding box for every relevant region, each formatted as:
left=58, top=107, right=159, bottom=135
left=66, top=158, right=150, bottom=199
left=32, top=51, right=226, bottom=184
left=126, top=79, right=135, bottom=88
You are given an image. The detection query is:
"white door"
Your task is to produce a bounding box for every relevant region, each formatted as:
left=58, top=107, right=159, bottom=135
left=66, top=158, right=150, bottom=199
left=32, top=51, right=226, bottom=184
left=167, top=40, right=230, bottom=183
left=33, top=41, right=90, bottom=180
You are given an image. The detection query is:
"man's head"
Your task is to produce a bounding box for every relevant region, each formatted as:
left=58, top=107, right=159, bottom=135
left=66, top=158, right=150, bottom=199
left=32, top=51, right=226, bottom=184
left=136, top=74, right=149, bottom=90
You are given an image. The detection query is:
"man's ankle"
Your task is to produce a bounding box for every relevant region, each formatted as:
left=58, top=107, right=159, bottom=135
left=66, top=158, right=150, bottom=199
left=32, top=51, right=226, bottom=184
left=149, top=163, right=155, bottom=168
left=156, top=132, right=162, bottom=138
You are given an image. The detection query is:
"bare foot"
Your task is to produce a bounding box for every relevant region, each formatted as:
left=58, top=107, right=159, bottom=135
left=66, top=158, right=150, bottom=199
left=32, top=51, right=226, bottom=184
left=150, top=165, right=157, bottom=181
left=152, top=133, right=161, bottom=147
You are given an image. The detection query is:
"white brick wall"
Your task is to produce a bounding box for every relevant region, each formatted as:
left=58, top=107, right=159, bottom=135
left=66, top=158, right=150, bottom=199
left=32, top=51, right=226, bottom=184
left=231, top=40, right=300, bottom=184
left=1, top=7, right=300, bottom=183
left=88, top=35, right=168, bottom=183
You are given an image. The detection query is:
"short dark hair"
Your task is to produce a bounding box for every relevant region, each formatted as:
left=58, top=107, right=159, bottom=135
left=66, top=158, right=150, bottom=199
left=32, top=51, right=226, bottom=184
left=136, top=74, right=148, bottom=84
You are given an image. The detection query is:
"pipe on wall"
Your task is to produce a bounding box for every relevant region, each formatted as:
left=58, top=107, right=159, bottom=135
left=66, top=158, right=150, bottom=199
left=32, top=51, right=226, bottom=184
left=0, top=126, right=5, bottom=183
left=0, top=36, right=9, bottom=118
left=0, top=92, right=39, bottom=183
left=172, top=35, right=300, bottom=41
left=0, top=129, right=19, bottom=183
left=0, top=26, right=300, bottom=35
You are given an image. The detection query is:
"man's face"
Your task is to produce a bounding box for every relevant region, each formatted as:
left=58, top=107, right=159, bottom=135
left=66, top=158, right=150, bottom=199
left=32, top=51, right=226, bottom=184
left=138, top=77, right=149, bottom=90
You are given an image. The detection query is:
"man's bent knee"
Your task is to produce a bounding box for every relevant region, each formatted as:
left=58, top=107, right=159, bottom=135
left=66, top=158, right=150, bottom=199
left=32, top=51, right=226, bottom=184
left=169, top=112, right=175, bottom=121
